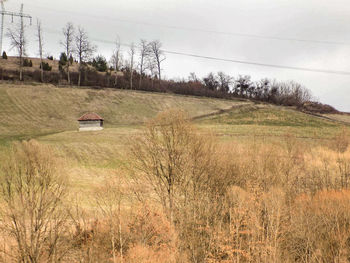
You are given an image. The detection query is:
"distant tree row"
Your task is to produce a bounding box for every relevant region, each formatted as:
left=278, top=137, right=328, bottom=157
left=200, top=72, right=312, bottom=107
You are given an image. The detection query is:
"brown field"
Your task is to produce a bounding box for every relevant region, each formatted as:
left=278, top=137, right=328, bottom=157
left=0, top=56, right=80, bottom=72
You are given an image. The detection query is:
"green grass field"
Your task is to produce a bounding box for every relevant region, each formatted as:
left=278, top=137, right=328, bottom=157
left=0, top=82, right=348, bottom=196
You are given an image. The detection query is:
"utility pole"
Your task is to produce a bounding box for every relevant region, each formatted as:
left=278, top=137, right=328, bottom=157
left=1, top=1, right=4, bottom=55
left=0, top=1, right=32, bottom=54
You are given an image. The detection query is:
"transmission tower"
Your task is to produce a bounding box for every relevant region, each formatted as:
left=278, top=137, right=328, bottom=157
left=0, top=1, right=32, bottom=54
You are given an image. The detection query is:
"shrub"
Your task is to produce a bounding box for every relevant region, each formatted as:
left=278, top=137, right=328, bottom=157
left=69, top=54, right=74, bottom=65
left=92, top=55, right=108, bottom=72
left=47, top=55, right=54, bottom=60
left=283, top=190, right=350, bottom=262
left=302, top=101, right=338, bottom=114
left=58, top=52, right=68, bottom=72
left=40, top=62, right=52, bottom=71
left=2, top=51, right=7, bottom=59
left=23, top=58, right=32, bottom=67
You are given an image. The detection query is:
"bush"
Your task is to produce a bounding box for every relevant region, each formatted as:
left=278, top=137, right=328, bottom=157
left=59, top=52, right=67, bottom=65
left=40, top=62, right=52, bottom=71
left=47, top=55, right=54, bottom=60
left=302, top=101, right=338, bottom=114
left=2, top=51, right=7, bottom=59
left=91, top=55, right=108, bottom=72
left=69, top=54, right=74, bottom=65
left=59, top=53, right=68, bottom=72
left=23, top=58, right=33, bottom=67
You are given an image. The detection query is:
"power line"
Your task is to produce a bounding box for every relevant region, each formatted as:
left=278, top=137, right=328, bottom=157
left=162, top=50, right=350, bottom=76
left=37, top=27, right=350, bottom=76
left=28, top=3, right=350, bottom=47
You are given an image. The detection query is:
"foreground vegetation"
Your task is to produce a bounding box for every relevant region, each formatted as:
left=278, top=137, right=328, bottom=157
left=0, top=8, right=347, bottom=261
left=0, top=106, right=349, bottom=262
left=0, top=82, right=349, bottom=262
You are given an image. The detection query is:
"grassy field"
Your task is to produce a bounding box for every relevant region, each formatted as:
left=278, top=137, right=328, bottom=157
left=198, top=104, right=344, bottom=141
left=0, top=82, right=248, bottom=138
left=323, top=113, right=350, bottom=124
left=0, top=56, right=80, bottom=73
left=2, top=82, right=350, bottom=263
left=0, top=82, right=348, bottom=196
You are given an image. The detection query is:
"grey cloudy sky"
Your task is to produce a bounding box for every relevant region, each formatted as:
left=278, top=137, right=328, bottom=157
left=3, top=0, right=350, bottom=111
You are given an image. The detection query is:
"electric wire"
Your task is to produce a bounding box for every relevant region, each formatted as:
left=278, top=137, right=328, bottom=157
left=27, top=3, right=350, bottom=47
left=39, top=27, right=350, bottom=76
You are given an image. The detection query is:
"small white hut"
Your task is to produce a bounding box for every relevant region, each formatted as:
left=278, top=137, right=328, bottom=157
left=78, top=113, right=104, bottom=131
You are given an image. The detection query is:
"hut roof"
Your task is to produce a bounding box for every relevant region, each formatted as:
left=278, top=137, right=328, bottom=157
left=78, top=113, right=104, bottom=121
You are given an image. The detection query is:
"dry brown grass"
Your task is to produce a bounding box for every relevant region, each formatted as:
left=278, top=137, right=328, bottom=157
left=0, top=56, right=80, bottom=73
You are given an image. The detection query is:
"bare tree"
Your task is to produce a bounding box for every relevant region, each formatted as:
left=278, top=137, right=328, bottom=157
left=149, top=40, right=165, bottom=82
left=203, top=72, right=219, bottom=91
left=147, top=56, right=157, bottom=90
left=128, top=42, right=135, bottom=90
left=6, top=17, right=26, bottom=81
left=75, top=26, right=96, bottom=86
left=36, top=19, right=44, bottom=82
left=94, top=176, right=125, bottom=263
left=188, top=72, right=198, bottom=82
left=217, top=71, right=233, bottom=93
left=61, top=22, right=75, bottom=84
left=110, top=37, right=121, bottom=87
left=130, top=110, right=195, bottom=223
left=0, top=140, right=68, bottom=262
left=138, top=39, right=151, bottom=89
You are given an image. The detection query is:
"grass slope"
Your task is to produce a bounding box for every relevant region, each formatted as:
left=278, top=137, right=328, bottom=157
left=0, top=83, right=246, bottom=138
left=0, top=56, right=79, bottom=73
left=198, top=104, right=345, bottom=141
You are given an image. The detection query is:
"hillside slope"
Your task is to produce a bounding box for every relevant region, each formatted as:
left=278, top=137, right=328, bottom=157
left=0, top=82, right=347, bottom=196
left=0, top=83, right=248, bottom=139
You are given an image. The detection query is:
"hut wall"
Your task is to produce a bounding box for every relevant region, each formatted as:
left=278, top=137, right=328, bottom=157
left=79, top=120, right=103, bottom=131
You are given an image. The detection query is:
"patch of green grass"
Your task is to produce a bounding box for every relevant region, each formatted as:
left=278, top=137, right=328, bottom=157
left=201, top=105, right=338, bottom=128
left=196, top=105, right=347, bottom=144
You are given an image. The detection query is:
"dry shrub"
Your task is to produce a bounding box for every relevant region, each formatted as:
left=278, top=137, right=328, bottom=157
left=208, top=186, right=256, bottom=262
left=209, top=187, right=286, bottom=263
left=68, top=201, right=127, bottom=263
left=94, top=175, right=127, bottom=263
left=130, top=109, right=238, bottom=262
left=284, top=190, right=350, bottom=262
left=67, top=199, right=176, bottom=263
left=227, top=137, right=305, bottom=196
left=302, top=101, right=338, bottom=114
left=125, top=244, right=176, bottom=263
left=128, top=204, right=176, bottom=250
left=201, top=131, right=350, bottom=262
left=304, top=145, right=350, bottom=191
left=331, top=128, right=350, bottom=153
left=126, top=205, right=177, bottom=263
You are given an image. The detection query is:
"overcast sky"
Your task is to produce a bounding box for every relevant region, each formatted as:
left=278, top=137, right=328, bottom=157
left=3, top=0, right=350, bottom=111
